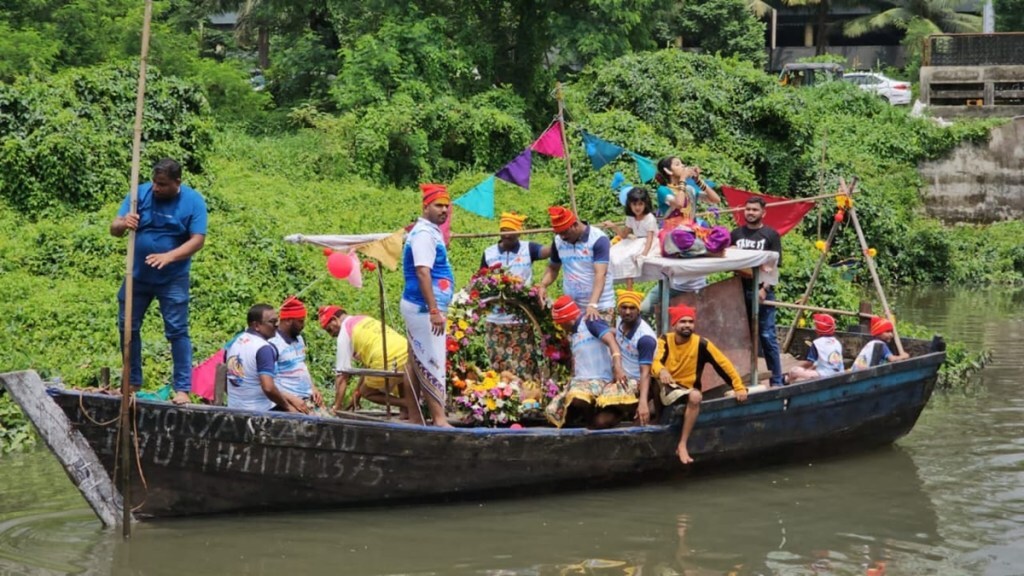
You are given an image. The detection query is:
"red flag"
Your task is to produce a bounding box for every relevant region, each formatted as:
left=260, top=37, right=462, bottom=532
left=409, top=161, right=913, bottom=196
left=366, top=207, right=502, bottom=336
left=720, top=186, right=814, bottom=236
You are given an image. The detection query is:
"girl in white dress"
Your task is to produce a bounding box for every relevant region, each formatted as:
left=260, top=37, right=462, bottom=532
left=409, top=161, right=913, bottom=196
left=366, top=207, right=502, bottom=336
left=604, top=187, right=659, bottom=289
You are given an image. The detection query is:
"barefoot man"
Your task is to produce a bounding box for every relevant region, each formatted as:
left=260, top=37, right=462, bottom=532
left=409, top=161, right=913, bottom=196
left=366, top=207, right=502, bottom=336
left=652, top=305, right=748, bottom=464
left=400, top=183, right=455, bottom=427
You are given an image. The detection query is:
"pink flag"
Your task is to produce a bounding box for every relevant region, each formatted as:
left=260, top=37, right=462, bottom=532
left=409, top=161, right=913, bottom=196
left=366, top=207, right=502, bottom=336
left=531, top=121, right=565, bottom=158
left=190, top=348, right=225, bottom=403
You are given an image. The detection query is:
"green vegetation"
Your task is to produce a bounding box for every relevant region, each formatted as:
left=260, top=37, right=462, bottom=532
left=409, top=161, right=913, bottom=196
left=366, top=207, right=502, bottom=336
left=0, top=1, right=1013, bottom=453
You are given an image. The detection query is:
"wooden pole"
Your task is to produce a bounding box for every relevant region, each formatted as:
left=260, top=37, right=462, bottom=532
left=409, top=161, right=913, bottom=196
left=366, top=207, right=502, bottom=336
left=847, top=206, right=904, bottom=354
left=696, top=189, right=855, bottom=219
left=780, top=178, right=855, bottom=352
left=117, top=0, right=155, bottom=538
left=765, top=299, right=877, bottom=319
left=450, top=227, right=554, bottom=240
left=554, top=83, right=578, bottom=215
left=749, top=267, right=760, bottom=388
left=375, top=261, right=392, bottom=419
left=781, top=217, right=841, bottom=352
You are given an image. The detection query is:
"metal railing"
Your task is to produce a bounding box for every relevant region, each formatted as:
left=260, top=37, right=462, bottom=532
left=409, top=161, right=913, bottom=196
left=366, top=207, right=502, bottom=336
left=924, top=33, right=1024, bottom=66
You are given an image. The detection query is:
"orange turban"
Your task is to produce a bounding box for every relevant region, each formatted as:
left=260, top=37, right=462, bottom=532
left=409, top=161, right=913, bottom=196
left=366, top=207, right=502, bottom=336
left=499, top=212, right=527, bottom=231
left=616, top=289, right=644, bottom=309
left=318, top=305, right=343, bottom=330
left=279, top=296, right=307, bottom=320
left=669, top=305, right=696, bottom=326
left=420, top=183, right=450, bottom=207
left=552, top=295, right=581, bottom=324
left=548, top=206, right=577, bottom=233
left=812, top=313, right=836, bottom=336
left=870, top=316, right=894, bottom=337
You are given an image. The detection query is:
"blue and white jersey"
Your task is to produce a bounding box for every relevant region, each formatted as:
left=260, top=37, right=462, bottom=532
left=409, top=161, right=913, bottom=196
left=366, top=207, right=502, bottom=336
left=570, top=319, right=612, bottom=382
left=808, top=336, right=844, bottom=376
left=226, top=330, right=277, bottom=411
left=268, top=332, right=314, bottom=398
left=551, top=225, right=615, bottom=310
left=402, top=218, right=455, bottom=312
left=615, top=319, right=658, bottom=380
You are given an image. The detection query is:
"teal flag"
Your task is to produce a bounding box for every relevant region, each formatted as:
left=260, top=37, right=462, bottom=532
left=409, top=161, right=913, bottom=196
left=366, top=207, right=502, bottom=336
left=454, top=176, right=496, bottom=219
left=630, top=152, right=657, bottom=183
left=582, top=131, right=624, bottom=170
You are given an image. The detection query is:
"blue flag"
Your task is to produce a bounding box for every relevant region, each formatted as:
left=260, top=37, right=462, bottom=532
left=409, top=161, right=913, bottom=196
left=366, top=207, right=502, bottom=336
left=630, top=152, right=657, bottom=183
left=582, top=131, right=624, bottom=171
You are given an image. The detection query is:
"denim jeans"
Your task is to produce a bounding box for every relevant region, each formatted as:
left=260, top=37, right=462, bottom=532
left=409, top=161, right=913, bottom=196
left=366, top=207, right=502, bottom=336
left=745, top=286, right=783, bottom=387
left=117, top=275, right=192, bottom=391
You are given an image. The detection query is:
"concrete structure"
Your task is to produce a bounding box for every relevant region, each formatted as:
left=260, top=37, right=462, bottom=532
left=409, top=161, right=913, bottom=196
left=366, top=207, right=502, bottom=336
left=919, top=117, right=1024, bottom=223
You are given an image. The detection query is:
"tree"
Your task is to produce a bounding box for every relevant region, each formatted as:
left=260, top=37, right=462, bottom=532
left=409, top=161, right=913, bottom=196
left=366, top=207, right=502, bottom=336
left=843, top=0, right=982, bottom=39
left=994, top=0, right=1024, bottom=31
left=679, top=0, right=767, bottom=67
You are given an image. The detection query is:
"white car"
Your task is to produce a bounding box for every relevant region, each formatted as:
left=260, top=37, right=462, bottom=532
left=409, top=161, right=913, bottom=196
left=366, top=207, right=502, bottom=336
left=842, top=72, right=912, bottom=105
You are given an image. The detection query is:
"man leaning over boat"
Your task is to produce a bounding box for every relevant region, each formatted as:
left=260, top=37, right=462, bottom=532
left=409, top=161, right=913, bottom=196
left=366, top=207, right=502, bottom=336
left=225, top=304, right=309, bottom=413
left=652, top=305, right=747, bottom=465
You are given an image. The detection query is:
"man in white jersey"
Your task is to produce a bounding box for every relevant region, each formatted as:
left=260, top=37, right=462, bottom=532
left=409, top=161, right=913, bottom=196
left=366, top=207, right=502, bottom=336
left=226, top=304, right=308, bottom=413
left=537, top=206, right=615, bottom=322
left=615, top=289, right=658, bottom=425
left=268, top=296, right=323, bottom=409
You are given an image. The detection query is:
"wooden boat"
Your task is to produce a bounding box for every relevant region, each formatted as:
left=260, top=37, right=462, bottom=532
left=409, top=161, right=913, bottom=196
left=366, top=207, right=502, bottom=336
left=1, top=328, right=942, bottom=520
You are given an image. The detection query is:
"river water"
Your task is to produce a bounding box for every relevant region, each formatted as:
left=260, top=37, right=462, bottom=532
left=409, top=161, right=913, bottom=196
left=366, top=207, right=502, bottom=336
left=1, top=287, right=1022, bottom=576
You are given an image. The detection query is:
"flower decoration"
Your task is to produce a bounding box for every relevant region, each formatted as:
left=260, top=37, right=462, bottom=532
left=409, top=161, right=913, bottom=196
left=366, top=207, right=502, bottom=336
left=453, top=370, right=523, bottom=426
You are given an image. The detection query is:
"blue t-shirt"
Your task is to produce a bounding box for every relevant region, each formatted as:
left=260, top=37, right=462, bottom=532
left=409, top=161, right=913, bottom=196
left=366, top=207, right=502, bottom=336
left=118, top=182, right=208, bottom=284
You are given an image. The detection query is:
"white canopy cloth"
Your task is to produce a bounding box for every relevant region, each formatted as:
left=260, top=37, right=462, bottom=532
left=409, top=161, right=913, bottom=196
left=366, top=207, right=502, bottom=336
left=637, top=248, right=780, bottom=285
left=283, top=233, right=396, bottom=251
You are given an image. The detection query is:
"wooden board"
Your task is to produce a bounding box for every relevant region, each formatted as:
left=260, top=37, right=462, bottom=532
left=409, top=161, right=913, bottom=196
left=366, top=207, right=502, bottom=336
left=0, top=371, right=126, bottom=528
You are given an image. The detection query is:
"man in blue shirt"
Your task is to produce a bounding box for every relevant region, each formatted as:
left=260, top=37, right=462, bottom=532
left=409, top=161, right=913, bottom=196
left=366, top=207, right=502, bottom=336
left=110, top=158, right=208, bottom=405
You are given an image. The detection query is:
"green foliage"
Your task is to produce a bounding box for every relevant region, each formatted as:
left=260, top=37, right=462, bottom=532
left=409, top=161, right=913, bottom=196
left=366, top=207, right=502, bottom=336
left=267, top=30, right=338, bottom=109
left=797, top=54, right=848, bottom=65
left=0, top=63, right=213, bottom=215
left=0, top=23, right=60, bottom=82
left=995, top=0, right=1024, bottom=31
left=0, top=394, right=36, bottom=454
left=679, top=0, right=767, bottom=68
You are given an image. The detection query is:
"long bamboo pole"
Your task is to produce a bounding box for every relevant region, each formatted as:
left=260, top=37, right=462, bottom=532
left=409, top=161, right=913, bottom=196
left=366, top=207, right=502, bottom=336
left=781, top=217, right=842, bottom=352
left=696, top=189, right=855, bottom=219
left=450, top=227, right=554, bottom=239
left=117, top=0, right=154, bottom=538
left=554, top=83, right=578, bottom=215
left=375, top=262, right=391, bottom=419
left=765, top=299, right=875, bottom=319
left=847, top=206, right=904, bottom=354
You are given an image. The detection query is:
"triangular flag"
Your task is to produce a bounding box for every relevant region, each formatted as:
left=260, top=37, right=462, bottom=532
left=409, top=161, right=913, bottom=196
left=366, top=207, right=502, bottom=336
left=531, top=121, right=565, bottom=158
left=685, top=177, right=716, bottom=193
left=630, top=152, right=657, bottom=183
left=720, top=186, right=814, bottom=237
left=582, top=131, right=624, bottom=170
left=454, top=176, right=496, bottom=219
left=346, top=251, right=363, bottom=288
left=495, top=148, right=532, bottom=189
left=356, top=228, right=406, bottom=270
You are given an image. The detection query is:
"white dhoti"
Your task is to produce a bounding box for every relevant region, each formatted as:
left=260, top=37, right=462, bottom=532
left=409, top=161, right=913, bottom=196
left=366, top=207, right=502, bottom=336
left=401, top=300, right=447, bottom=406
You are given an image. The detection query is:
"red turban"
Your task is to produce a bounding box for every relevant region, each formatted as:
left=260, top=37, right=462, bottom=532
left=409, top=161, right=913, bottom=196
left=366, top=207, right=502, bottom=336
left=548, top=206, right=577, bottom=233
left=552, top=295, right=581, bottom=324
left=318, top=305, right=343, bottom=330
left=279, top=296, right=307, bottom=320
left=420, top=183, right=450, bottom=207
left=870, top=316, right=894, bottom=337
left=812, top=313, right=836, bottom=336
left=669, top=305, right=696, bottom=326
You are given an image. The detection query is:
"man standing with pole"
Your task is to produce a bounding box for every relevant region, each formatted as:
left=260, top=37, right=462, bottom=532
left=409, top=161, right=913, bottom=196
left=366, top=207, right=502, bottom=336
left=110, top=157, right=208, bottom=405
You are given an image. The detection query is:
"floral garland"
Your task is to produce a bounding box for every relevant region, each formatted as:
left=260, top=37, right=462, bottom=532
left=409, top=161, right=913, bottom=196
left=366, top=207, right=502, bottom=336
left=446, top=263, right=570, bottom=385
left=452, top=369, right=562, bottom=426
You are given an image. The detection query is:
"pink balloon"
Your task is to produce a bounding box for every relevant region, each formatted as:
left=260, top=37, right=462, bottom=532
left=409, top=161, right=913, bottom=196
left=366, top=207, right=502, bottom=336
left=326, top=252, right=354, bottom=279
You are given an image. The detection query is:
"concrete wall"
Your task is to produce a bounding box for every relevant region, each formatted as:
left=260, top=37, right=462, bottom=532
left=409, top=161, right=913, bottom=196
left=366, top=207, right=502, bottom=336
left=918, top=117, right=1024, bottom=223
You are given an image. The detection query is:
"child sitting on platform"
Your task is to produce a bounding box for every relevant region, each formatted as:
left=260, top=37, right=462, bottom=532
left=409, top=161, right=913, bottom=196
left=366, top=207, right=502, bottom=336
left=787, top=313, right=845, bottom=383
left=852, top=316, right=910, bottom=371
left=604, top=187, right=658, bottom=290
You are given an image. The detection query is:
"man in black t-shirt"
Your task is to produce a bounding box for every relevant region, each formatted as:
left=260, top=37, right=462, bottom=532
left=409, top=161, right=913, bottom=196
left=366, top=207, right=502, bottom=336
left=730, top=196, right=784, bottom=387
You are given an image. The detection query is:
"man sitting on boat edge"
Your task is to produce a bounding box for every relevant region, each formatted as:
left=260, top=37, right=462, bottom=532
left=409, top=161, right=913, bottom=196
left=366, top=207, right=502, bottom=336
left=268, top=296, right=324, bottom=412
left=652, top=305, right=748, bottom=465
left=225, top=304, right=309, bottom=413
left=545, top=295, right=639, bottom=429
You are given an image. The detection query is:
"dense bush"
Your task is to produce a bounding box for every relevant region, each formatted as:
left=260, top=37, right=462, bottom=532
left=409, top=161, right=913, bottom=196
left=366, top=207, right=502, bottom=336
left=0, top=63, right=214, bottom=215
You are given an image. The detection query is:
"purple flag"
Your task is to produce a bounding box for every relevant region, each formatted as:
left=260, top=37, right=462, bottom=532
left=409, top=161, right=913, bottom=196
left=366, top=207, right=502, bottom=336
left=495, top=148, right=533, bottom=190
